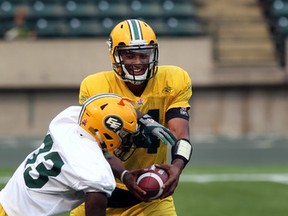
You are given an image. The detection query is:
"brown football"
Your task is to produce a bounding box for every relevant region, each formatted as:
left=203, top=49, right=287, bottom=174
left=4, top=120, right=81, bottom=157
left=136, top=165, right=169, bottom=200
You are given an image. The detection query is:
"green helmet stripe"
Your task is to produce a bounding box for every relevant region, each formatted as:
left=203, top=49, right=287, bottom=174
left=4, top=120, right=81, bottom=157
left=127, top=19, right=142, bottom=41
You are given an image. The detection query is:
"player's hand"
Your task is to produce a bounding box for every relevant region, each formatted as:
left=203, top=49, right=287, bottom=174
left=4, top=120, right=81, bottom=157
left=122, top=168, right=152, bottom=202
left=138, top=114, right=177, bottom=146
left=154, top=163, right=182, bottom=199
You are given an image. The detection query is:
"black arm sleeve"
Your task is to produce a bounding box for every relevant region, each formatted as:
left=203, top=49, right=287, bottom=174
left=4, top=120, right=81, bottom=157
left=166, top=107, right=190, bottom=122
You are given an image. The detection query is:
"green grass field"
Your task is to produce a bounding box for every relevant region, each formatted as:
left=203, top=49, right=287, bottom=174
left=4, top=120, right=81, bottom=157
left=1, top=165, right=288, bottom=216
left=174, top=165, right=288, bottom=216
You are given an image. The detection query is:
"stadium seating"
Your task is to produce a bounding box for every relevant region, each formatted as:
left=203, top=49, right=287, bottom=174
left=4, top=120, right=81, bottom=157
left=96, top=0, right=129, bottom=18
left=166, top=17, right=204, bottom=36
left=0, top=0, right=206, bottom=38
left=33, top=18, right=69, bottom=38
left=0, top=0, right=20, bottom=19
left=270, top=0, right=288, bottom=17
left=67, top=18, right=104, bottom=37
left=258, top=0, right=288, bottom=66
left=148, top=17, right=205, bottom=36
left=161, top=0, right=196, bottom=18
left=29, top=1, right=65, bottom=18
left=128, top=0, right=162, bottom=18
left=64, top=1, right=99, bottom=18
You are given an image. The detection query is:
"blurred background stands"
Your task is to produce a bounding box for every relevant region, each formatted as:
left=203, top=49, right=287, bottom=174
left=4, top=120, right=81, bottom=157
left=259, top=0, right=288, bottom=66
left=1, top=0, right=288, bottom=67
left=0, top=0, right=288, bottom=138
left=0, top=0, right=206, bottom=38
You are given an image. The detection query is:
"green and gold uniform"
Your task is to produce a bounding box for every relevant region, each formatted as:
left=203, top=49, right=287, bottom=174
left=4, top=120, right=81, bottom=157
left=71, top=65, right=192, bottom=216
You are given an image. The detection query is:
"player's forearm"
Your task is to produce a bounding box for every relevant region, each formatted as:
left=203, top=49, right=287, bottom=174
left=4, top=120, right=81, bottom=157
left=171, top=158, right=186, bottom=171
left=168, top=118, right=192, bottom=169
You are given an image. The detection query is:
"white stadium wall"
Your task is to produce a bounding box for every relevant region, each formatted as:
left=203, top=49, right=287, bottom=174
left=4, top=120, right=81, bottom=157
left=0, top=38, right=287, bottom=137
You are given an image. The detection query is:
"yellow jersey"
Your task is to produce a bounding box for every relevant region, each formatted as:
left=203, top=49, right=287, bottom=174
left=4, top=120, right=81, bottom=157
left=79, top=65, right=192, bottom=190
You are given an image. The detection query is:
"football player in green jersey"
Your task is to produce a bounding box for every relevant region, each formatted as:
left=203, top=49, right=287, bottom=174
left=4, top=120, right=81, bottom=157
left=71, top=19, right=193, bottom=216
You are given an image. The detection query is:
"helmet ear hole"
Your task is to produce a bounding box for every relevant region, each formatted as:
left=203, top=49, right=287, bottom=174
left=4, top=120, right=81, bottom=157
left=88, top=127, right=95, bottom=135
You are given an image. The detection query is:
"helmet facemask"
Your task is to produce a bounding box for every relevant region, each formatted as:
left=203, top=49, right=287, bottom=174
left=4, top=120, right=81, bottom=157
left=113, top=44, right=158, bottom=85
left=108, top=19, right=159, bottom=85
left=113, top=131, right=138, bottom=161
left=96, top=126, right=139, bottom=161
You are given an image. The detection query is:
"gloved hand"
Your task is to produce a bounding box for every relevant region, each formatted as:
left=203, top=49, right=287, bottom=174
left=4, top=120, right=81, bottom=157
left=138, top=114, right=176, bottom=146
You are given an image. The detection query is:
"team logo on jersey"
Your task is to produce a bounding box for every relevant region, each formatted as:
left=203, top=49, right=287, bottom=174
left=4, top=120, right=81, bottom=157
left=136, top=98, right=144, bottom=106
left=104, top=115, right=123, bottom=131
left=180, top=107, right=189, bottom=117
left=80, top=95, right=89, bottom=104
left=162, top=87, right=173, bottom=94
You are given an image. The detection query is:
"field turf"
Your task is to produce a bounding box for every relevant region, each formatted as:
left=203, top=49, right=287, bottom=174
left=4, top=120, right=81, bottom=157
left=1, top=165, right=288, bottom=216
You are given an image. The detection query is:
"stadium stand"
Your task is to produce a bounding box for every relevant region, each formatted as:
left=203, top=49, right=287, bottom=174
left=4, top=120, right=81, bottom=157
left=67, top=18, right=109, bottom=37
left=1, top=1, right=287, bottom=138
left=28, top=1, right=66, bottom=19
left=96, top=0, right=130, bottom=18
left=259, top=0, right=288, bottom=66
left=34, top=19, right=68, bottom=38
left=0, top=0, right=17, bottom=19
left=161, top=0, right=197, bottom=18
left=194, top=0, right=281, bottom=67
left=0, top=0, right=206, bottom=38
left=1, top=0, right=287, bottom=66
left=64, top=1, right=99, bottom=18
left=128, top=0, right=162, bottom=18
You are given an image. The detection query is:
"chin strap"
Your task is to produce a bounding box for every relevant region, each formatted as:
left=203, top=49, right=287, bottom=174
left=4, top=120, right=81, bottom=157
left=171, top=139, right=193, bottom=167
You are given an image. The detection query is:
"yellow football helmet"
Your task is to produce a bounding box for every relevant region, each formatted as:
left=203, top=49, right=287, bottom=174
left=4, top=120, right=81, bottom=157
left=78, top=93, right=138, bottom=157
left=107, top=19, right=159, bottom=85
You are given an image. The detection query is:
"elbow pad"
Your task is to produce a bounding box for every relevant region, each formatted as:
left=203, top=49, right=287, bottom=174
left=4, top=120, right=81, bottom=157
left=172, top=139, right=193, bottom=167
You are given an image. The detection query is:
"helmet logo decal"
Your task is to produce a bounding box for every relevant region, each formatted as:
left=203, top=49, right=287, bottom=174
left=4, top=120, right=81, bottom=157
left=136, top=98, right=144, bottom=106
left=127, top=19, right=142, bottom=41
left=81, top=118, right=88, bottom=126
left=105, top=116, right=123, bottom=131
left=162, top=86, right=173, bottom=94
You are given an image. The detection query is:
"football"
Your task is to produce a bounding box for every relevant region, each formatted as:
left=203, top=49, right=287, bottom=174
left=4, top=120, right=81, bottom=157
left=136, top=164, right=169, bottom=200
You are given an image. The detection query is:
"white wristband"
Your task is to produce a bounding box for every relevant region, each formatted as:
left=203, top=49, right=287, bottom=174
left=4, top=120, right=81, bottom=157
left=120, top=170, right=129, bottom=182
left=176, top=139, right=192, bottom=161
left=172, top=139, right=193, bottom=167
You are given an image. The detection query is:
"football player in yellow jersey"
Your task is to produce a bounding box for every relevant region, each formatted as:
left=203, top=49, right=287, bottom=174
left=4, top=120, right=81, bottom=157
left=70, top=19, right=193, bottom=216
